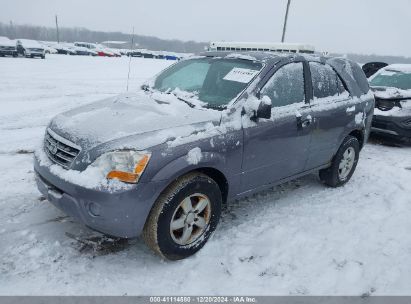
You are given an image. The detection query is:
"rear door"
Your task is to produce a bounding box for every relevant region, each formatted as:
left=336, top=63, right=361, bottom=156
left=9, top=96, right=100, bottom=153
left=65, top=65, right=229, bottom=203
left=240, top=61, right=313, bottom=193
left=305, top=62, right=355, bottom=170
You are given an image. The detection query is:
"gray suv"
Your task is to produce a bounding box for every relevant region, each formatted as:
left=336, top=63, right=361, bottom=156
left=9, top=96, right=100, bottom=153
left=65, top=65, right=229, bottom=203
left=34, top=52, right=374, bottom=260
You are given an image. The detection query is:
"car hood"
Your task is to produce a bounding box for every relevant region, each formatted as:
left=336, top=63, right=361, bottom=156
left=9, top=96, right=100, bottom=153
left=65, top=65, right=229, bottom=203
left=49, top=91, right=222, bottom=151
left=372, top=86, right=411, bottom=100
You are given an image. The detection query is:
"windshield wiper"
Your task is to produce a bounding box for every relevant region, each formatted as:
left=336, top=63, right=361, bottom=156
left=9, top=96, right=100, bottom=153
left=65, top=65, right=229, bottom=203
left=176, top=96, right=196, bottom=108
left=203, top=104, right=227, bottom=111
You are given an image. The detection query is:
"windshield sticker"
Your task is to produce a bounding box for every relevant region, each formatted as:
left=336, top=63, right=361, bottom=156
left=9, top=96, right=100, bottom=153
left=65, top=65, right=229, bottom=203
left=223, top=68, right=259, bottom=83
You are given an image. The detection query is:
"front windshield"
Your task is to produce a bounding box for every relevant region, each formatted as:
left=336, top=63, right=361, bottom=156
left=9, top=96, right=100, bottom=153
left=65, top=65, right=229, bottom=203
left=370, top=70, right=411, bottom=90
left=153, top=57, right=263, bottom=107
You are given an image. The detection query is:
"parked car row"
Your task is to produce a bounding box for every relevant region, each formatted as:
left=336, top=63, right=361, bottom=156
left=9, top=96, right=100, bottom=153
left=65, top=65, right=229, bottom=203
left=0, top=36, right=183, bottom=60
left=127, top=49, right=183, bottom=60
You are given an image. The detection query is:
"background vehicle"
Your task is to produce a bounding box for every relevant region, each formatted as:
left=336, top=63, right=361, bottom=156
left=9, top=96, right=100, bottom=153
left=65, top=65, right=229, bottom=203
left=362, top=62, right=388, bottom=78
left=74, top=42, right=119, bottom=57
left=0, top=36, right=17, bottom=57
left=41, top=44, right=58, bottom=54
left=17, top=39, right=46, bottom=59
left=52, top=43, right=76, bottom=55
left=72, top=46, right=98, bottom=56
left=369, top=64, right=411, bottom=143
left=34, top=52, right=373, bottom=260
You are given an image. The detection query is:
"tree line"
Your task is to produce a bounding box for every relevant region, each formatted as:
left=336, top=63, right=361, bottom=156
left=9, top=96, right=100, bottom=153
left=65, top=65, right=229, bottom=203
left=0, top=22, right=207, bottom=53
left=1, top=22, right=410, bottom=62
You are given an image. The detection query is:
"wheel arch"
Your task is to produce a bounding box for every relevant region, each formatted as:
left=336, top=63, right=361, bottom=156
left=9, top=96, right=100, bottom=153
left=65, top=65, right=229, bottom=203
left=348, top=129, right=365, bottom=149
left=154, top=166, right=229, bottom=206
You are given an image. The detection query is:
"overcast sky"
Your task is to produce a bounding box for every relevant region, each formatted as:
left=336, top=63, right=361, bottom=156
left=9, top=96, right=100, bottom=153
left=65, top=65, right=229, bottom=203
left=1, top=0, right=410, bottom=56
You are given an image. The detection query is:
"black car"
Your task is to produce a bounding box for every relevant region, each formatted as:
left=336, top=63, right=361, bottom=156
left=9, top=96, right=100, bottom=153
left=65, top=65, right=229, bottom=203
left=369, top=64, right=411, bottom=143
left=362, top=62, right=388, bottom=78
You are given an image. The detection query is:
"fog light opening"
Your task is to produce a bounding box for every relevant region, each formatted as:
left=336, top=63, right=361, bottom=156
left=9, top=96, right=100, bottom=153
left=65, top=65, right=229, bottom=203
left=87, top=202, right=101, bottom=217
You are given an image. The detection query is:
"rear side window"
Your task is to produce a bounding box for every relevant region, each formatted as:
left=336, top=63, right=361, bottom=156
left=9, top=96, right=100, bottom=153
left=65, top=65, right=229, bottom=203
left=348, top=62, right=370, bottom=94
left=260, top=62, right=305, bottom=108
left=310, top=62, right=346, bottom=99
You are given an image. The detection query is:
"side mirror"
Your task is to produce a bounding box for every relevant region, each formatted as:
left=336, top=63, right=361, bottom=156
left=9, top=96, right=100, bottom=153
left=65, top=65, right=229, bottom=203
left=256, top=96, right=272, bottom=120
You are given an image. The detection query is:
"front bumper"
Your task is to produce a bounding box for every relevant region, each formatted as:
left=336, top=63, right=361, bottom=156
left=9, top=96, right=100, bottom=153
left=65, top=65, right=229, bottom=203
left=26, top=52, right=44, bottom=57
left=34, top=154, right=166, bottom=238
left=0, top=49, right=17, bottom=56
left=371, top=114, right=411, bottom=142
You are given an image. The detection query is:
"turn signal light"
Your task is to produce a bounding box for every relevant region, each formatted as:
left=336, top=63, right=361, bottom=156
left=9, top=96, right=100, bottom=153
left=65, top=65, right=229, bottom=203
left=106, top=154, right=151, bottom=183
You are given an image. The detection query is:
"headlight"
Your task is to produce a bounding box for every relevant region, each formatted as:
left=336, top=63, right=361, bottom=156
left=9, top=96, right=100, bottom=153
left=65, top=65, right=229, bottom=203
left=91, top=151, right=151, bottom=184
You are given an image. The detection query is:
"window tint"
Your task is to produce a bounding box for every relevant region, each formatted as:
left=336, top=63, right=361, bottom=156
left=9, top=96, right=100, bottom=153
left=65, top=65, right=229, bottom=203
left=260, top=62, right=305, bottom=108
left=310, top=62, right=346, bottom=99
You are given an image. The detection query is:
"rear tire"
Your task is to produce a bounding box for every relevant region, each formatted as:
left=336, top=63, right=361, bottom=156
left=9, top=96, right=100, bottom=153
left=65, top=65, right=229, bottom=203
left=319, top=135, right=360, bottom=187
left=142, top=172, right=222, bottom=260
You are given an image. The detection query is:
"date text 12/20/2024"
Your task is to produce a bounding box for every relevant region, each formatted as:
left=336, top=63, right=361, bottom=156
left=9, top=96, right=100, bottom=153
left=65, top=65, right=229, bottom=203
left=149, top=296, right=257, bottom=303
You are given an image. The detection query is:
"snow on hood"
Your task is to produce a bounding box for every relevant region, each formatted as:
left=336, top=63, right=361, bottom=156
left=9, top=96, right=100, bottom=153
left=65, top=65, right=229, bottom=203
left=384, top=64, right=411, bottom=73
left=49, top=90, right=222, bottom=150
left=372, top=87, right=411, bottom=100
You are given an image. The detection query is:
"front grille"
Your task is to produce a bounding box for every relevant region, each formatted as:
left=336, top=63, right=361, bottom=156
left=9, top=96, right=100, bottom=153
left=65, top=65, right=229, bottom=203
left=44, top=129, right=81, bottom=168
left=375, top=98, right=401, bottom=111
left=28, top=48, right=43, bottom=52
left=372, top=120, right=389, bottom=129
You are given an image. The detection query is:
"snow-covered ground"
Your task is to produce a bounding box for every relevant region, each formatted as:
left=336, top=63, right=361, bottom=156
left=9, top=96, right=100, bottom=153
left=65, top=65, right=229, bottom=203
left=0, top=55, right=410, bottom=296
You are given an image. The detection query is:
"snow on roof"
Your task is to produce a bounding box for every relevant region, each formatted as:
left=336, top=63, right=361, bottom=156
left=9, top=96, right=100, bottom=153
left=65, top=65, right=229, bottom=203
left=385, top=64, right=411, bottom=73
left=0, top=36, right=16, bottom=47
left=16, top=39, right=43, bottom=48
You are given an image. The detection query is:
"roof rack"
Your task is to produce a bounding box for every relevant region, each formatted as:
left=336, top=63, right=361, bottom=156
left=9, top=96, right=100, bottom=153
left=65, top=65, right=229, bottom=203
left=209, top=41, right=315, bottom=54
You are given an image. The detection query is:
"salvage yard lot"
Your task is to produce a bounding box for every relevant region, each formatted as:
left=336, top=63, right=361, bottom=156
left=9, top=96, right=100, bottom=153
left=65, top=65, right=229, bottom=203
left=0, top=55, right=410, bottom=295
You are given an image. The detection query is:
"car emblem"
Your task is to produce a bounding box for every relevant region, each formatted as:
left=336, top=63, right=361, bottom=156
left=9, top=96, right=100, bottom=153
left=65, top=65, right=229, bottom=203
left=49, top=143, right=58, bottom=155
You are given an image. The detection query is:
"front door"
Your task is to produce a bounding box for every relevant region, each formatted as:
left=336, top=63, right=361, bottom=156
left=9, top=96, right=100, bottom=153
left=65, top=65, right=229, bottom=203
left=241, top=62, right=313, bottom=193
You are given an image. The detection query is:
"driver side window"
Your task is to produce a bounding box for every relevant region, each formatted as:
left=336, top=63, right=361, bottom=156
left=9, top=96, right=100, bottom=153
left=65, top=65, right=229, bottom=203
left=260, top=62, right=305, bottom=108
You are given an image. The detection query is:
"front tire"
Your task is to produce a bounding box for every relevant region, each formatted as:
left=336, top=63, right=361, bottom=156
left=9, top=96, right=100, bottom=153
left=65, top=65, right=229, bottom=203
left=319, top=135, right=360, bottom=187
left=142, top=172, right=222, bottom=260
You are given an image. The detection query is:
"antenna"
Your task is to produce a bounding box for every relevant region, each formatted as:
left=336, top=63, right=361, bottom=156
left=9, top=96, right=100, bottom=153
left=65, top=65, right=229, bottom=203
left=126, top=26, right=135, bottom=92
left=281, top=0, right=291, bottom=43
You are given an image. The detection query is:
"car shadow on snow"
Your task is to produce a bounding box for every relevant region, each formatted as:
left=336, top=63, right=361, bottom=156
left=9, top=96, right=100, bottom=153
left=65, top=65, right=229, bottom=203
left=48, top=173, right=322, bottom=259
